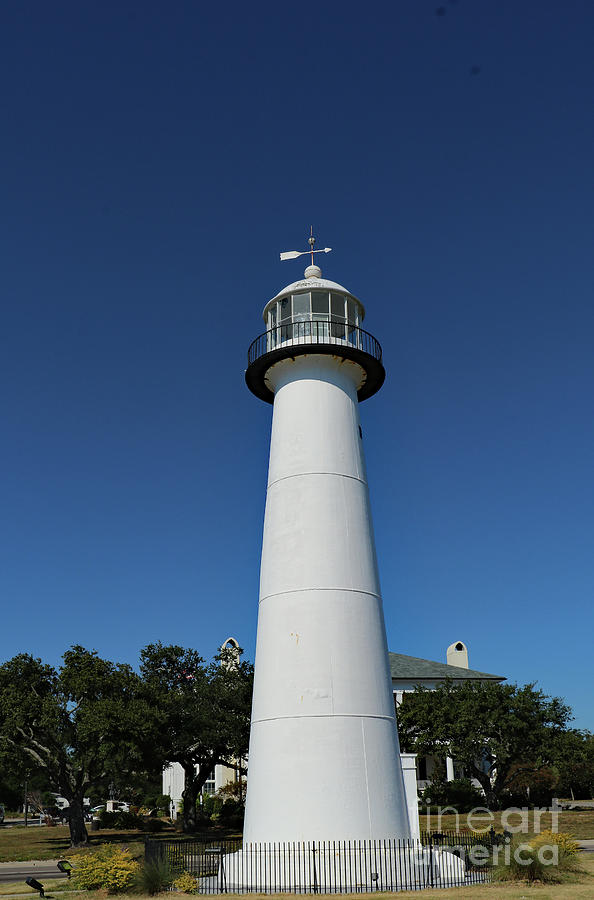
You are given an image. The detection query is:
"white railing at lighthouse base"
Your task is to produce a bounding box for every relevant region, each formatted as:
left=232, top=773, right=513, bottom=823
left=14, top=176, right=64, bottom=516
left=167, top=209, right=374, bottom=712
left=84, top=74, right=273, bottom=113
left=147, top=834, right=494, bottom=893
left=220, top=839, right=469, bottom=893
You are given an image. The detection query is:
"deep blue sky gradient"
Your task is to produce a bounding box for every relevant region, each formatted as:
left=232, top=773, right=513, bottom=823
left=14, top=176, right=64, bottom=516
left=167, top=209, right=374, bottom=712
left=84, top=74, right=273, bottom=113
left=1, top=1, right=593, bottom=729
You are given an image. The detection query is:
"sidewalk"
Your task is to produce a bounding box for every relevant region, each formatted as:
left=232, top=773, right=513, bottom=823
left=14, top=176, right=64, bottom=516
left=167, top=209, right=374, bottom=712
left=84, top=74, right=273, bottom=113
left=0, top=860, right=65, bottom=884
left=0, top=861, right=60, bottom=870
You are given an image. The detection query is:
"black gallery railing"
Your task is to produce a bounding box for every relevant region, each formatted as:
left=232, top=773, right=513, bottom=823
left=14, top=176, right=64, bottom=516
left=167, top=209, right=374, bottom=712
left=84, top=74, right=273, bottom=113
left=247, top=320, right=383, bottom=367
left=146, top=832, right=499, bottom=893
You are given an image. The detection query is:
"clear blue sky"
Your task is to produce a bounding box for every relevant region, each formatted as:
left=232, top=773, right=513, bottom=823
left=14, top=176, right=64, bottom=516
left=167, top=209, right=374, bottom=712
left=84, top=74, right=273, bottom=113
left=1, top=1, right=592, bottom=730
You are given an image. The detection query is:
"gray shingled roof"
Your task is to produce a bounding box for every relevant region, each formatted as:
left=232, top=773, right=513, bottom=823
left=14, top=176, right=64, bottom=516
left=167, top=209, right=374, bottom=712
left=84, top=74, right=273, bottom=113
left=389, top=652, right=504, bottom=682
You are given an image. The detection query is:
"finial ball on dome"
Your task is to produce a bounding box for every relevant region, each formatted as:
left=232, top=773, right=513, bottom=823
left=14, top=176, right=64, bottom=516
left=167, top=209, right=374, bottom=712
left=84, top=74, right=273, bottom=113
left=304, top=264, right=322, bottom=279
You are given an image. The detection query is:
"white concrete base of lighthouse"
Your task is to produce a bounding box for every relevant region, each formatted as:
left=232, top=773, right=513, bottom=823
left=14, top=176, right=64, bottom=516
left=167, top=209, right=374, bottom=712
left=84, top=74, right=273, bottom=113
left=219, top=842, right=468, bottom=893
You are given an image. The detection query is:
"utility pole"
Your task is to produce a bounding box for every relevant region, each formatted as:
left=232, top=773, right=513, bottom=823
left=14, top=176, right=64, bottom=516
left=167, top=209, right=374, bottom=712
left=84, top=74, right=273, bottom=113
left=24, top=773, right=29, bottom=827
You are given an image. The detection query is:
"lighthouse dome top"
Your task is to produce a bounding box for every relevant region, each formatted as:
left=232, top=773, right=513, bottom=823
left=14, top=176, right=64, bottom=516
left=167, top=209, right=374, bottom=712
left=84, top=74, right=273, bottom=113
left=247, top=260, right=384, bottom=404
left=262, top=265, right=365, bottom=322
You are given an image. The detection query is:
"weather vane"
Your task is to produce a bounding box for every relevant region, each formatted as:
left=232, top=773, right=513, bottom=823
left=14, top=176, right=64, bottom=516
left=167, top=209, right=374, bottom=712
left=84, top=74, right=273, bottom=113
left=280, top=226, right=332, bottom=265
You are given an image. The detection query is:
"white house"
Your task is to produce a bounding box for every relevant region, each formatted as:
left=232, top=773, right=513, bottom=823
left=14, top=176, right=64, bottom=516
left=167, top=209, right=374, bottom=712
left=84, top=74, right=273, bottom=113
left=390, top=641, right=505, bottom=789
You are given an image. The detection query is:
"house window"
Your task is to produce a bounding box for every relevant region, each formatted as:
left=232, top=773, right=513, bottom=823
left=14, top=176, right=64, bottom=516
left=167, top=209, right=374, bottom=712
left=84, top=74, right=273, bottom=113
left=201, top=769, right=216, bottom=796
left=453, top=761, right=466, bottom=780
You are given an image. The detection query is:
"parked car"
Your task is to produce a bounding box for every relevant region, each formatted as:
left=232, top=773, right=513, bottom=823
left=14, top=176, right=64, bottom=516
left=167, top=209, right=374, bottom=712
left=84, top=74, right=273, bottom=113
left=107, top=801, right=130, bottom=813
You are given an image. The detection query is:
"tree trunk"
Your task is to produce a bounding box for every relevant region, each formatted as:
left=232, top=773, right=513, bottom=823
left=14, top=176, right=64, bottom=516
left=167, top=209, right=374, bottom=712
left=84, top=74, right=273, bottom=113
left=471, top=768, right=498, bottom=810
left=182, top=767, right=200, bottom=834
left=68, top=796, right=89, bottom=847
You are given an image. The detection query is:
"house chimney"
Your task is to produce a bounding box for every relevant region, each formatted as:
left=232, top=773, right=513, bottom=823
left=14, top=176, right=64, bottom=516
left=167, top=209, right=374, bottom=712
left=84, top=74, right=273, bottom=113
left=447, top=641, right=469, bottom=668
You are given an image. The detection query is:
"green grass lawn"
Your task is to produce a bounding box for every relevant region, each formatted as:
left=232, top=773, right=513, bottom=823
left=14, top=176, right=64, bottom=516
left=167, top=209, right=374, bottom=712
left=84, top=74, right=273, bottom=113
left=419, top=809, right=594, bottom=841
left=232, top=855, right=594, bottom=900
left=0, top=878, right=72, bottom=896
left=0, top=826, right=150, bottom=863
left=0, top=822, right=244, bottom=863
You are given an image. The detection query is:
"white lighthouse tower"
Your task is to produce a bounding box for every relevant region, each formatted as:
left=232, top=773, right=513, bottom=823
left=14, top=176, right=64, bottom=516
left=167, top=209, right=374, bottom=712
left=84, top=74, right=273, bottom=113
left=243, top=236, right=410, bottom=844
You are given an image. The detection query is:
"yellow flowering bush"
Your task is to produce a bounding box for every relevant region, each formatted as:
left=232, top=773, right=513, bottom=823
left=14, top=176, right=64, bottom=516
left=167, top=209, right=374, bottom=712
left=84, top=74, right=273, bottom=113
left=173, top=872, right=198, bottom=893
left=493, top=831, right=583, bottom=884
left=73, top=845, right=140, bottom=893
left=531, top=830, right=580, bottom=855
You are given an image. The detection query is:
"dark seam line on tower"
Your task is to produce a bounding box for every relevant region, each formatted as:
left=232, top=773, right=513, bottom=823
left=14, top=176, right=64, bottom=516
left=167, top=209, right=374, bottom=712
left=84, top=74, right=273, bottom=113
left=252, top=714, right=396, bottom=724
left=259, top=587, right=381, bottom=604
left=267, top=471, right=367, bottom=489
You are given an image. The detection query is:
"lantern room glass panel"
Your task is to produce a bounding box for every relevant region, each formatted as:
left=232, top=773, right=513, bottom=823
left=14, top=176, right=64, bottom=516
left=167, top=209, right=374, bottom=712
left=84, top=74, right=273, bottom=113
left=311, top=291, right=329, bottom=339
left=278, top=296, right=292, bottom=343
left=279, top=296, right=291, bottom=320
left=292, top=293, right=310, bottom=319
left=311, top=291, right=329, bottom=315
left=331, top=293, right=346, bottom=339
left=292, top=292, right=310, bottom=339
left=267, top=303, right=278, bottom=350
left=346, top=298, right=357, bottom=345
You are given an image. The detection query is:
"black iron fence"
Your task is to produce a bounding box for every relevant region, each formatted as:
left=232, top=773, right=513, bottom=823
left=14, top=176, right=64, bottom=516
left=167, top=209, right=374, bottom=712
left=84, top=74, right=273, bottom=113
left=146, top=832, right=501, bottom=893
left=247, top=320, right=383, bottom=367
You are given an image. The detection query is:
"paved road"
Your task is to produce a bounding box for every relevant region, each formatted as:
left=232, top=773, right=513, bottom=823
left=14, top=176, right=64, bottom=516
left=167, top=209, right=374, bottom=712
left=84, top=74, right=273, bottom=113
left=0, top=861, right=66, bottom=885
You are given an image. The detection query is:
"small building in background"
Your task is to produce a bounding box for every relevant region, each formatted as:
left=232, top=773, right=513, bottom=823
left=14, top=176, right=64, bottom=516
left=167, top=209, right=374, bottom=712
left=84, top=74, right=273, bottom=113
left=390, top=641, right=505, bottom=789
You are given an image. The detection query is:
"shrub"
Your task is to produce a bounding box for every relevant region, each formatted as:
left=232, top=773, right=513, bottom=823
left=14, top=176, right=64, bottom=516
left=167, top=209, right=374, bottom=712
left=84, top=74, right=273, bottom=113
left=217, top=798, right=245, bottom=829
left=143, top=817, right=166, bottom=833
left=99, top=809, right=144, bottom=829
left=201, top=794, right=222, bottom=819
left=419, top=778, right=485, bottom=813
left=74, top=845, right=139, bottom=894
left=98, top=810, right=119, bottom=828
left=531, top=830, right=580, bottom=856
left=173, top=872, right=198, bottom=893
left=141, top=793, right=172, bottom=816
left=194, top=808, right=211, bottom=828
left=137, top=858, right=173, bottom=895
left=500, top=787, right=556, bottom=809
left=492, top=838, right=583, bottom=884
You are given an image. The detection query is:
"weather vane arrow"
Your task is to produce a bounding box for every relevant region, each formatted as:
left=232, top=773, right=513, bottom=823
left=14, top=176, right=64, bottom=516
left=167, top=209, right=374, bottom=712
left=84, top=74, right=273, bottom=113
left=280, top=226, right=332, bottom=265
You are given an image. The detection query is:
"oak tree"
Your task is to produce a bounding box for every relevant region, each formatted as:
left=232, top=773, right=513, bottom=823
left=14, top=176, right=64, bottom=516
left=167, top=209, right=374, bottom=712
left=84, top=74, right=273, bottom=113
left=549, top=728, right=594, bottom=800
left=397, top=680, right=572, bottom=808
left=0, top=646, right=155, bottom=846
left=140, top=643, right=253, bottom=833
